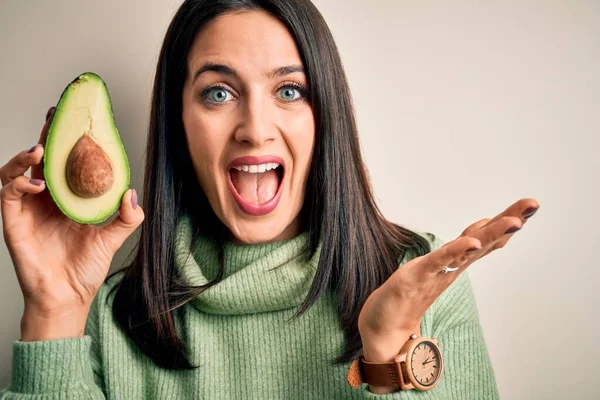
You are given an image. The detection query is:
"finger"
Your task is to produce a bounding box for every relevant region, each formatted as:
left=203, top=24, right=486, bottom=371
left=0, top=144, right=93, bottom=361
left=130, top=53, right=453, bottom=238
left=456, top=215, right=523, bottom=265
left=440, top=218, right=491, bottom=249
left=478, top=211, right=526, bottom=257
left=461, top=218, right=491, bottom=236
left=99, top=189, right=145, bottom=256
left=0, top=176, right=46, bottom=219
left=478, top=244, right=500, bottom=259
left=453, top=201, right=540, bottom=264
left=422, top=236, right=482, bottom=276
left=475, top=215, right=523, bottom=245
left=475, top=221, right=522, bottom=259
left=45, top=107, right=55, bottom=122
left=31, top=106, right=56, bottom=180
left=0, top=144, right=46, bottom=186
left=483, top=198, right=540, bottom=228
left=0, top=107, right=54, bottom=186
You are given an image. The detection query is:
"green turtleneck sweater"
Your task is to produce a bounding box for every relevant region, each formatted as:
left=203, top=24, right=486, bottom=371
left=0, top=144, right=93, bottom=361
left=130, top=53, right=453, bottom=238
left=1, top=215, right=499, bottom=399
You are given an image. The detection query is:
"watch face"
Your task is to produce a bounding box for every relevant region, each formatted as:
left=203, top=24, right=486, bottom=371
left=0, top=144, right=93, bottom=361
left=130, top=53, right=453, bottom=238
left=410, top=341, right=442, bottom=387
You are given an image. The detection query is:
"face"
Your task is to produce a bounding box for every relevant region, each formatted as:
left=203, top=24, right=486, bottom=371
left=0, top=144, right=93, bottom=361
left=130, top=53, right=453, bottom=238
left=182, top=10, right=315, bottom=244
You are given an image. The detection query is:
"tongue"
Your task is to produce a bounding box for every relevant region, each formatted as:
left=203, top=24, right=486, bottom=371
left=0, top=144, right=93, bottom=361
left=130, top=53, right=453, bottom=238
left=230, top=169, right=280, bottom=205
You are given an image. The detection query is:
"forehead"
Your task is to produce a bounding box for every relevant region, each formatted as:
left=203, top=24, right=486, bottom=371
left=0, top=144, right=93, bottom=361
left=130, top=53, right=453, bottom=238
left=188, top=10, right=303, bottom=76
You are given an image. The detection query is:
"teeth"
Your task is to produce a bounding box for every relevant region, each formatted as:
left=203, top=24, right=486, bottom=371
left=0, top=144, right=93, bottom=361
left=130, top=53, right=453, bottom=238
left=232, top=163, right=280, bottom=174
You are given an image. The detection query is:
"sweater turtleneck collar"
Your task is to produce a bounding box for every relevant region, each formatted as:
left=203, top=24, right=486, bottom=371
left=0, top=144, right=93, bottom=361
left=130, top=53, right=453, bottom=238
left=174, top=214, right=322, bottom=315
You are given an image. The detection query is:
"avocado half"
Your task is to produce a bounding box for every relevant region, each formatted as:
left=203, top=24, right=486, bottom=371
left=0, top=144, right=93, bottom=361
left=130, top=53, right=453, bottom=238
left=43, top=72, right=130, bottom=224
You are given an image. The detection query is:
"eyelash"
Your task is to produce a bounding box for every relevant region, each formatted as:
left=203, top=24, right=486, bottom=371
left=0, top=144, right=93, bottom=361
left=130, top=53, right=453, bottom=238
left=199, top=82, right=310, bottom=105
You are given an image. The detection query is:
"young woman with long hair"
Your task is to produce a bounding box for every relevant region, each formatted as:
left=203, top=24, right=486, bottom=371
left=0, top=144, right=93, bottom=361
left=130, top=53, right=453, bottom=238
left=0, top=1, right=538, bottom=398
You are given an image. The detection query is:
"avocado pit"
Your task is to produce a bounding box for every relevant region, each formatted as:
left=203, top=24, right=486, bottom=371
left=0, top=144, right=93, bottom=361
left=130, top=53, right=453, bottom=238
left=66, top=133, right=115, bottom=198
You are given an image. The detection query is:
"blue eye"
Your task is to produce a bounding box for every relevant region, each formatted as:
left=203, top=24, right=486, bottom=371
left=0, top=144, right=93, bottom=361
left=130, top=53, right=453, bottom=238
left=278, top=87, right=300, bottom=101
left=201, top=84, right=308, bottom=105
left=200, top=86, right=233, bottom=105
left=209, top=88, right=230, bottom=103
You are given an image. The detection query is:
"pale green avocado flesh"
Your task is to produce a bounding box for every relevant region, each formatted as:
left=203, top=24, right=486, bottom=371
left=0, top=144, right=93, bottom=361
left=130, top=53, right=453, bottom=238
left=43, top=72, right=130, bottom=224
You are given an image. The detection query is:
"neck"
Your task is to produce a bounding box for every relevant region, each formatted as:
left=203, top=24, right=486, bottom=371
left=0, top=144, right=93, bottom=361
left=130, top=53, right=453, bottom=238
left=174, top=213, right=321, bottom=315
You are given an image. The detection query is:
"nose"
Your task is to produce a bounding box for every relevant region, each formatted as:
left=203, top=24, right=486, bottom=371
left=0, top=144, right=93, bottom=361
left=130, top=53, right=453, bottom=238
left=234, top=93, right=276, bottom=147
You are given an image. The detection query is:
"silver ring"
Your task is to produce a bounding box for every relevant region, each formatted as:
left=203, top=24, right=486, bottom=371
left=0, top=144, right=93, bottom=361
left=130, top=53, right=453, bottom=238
left=441, top=266, right=460, bottom=274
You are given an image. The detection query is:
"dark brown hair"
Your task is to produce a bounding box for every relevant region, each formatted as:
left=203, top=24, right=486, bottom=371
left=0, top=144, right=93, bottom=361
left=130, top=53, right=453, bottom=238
left=110, top=0, right=431, bottom=369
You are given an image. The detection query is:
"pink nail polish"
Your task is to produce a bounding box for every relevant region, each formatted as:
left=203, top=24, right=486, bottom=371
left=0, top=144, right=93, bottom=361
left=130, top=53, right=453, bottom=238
left=131, top=189, right=138, bottom=210
left=46, top=107, right=56, bottom=122
left=30, top=179, right=45, bottom=186
left=504, top=226, right=522, bottom=235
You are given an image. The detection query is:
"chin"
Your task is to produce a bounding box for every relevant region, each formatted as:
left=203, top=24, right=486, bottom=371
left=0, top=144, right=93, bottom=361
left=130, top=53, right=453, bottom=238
left=225, top=216, right=295, bottom=244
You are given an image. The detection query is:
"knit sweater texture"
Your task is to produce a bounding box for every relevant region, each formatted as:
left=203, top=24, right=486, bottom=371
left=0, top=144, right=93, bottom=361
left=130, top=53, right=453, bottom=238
left=1, top=214, right=499, bottom=399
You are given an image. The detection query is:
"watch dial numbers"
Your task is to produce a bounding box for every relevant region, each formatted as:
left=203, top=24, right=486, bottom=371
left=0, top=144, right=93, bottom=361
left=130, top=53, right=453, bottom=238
left=410, top=342, right=441, bottom=386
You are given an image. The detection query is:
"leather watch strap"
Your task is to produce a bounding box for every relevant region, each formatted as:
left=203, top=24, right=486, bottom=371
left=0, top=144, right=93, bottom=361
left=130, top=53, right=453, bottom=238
left=346, top=356, right=403, bottom=389
left=360, top=356, right=401, bottom=387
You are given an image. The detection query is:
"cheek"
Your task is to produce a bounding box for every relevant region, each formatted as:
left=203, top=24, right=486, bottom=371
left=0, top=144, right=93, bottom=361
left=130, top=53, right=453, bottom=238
left=183, top=112, right=228, bottom=189
left=286, top=110, right=315, bottom=178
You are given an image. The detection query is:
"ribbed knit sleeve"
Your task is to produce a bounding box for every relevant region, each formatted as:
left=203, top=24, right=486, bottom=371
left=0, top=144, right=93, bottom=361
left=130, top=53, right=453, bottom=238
left=357, top=234, right=500, bottom=399
left=0, top=282, right=109, bottom=399
left=0, top=336, right=105, bottom=399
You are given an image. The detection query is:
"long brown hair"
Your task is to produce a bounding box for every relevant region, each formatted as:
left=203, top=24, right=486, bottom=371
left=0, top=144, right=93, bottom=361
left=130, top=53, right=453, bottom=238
left=110, top=0, right=431, bottom=369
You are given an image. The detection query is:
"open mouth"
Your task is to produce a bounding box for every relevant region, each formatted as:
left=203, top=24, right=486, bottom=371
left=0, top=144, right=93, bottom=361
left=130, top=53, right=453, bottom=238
left=227, top=158, right=285, bottom=216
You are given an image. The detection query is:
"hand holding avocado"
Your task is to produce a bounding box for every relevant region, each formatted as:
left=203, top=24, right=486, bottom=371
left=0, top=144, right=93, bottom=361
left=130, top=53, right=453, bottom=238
left=0, top=73, right=144, bottom=341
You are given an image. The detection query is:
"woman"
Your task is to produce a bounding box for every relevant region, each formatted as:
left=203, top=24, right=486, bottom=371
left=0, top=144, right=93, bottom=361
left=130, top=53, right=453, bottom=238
left=0, top=0, right=538, bottom=398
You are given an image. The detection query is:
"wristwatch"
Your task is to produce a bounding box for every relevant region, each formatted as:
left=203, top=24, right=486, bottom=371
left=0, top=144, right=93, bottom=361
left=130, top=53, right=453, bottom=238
left=347, top=334, right=444, bottom=391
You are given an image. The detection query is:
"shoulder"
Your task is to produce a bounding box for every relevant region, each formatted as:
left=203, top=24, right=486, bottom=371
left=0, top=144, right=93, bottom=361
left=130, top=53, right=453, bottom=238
left=414, top=231, right=446, bottom=250
left=419, top=231, right=446, bottom=252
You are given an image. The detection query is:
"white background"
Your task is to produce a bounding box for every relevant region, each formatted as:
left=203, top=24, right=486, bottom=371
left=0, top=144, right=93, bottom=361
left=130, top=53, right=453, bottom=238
left=1, top=1, right=598, bottom=399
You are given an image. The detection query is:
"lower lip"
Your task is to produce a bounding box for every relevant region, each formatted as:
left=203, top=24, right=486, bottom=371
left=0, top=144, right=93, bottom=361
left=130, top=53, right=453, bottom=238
left=227, top=170, right=284, bottom=216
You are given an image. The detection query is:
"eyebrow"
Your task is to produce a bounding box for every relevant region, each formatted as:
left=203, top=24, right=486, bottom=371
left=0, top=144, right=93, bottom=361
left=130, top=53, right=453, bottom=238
left=192, top=63, right=305, bottom=83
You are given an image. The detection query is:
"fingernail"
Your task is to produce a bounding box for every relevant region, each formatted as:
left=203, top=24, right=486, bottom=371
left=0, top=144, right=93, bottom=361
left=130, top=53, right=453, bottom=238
left=45, top=107, right=56, bottom=122
left=131, top=189, right=138, bottom=210
left=30, top=179, right=45, bottom=186
left=504, top=226, right=522, bottom=235
left=522, top=207, right=539, bottom=219
left=465, top=246, right=480, bottom=253
left=27, top=144, right=39, bottom=153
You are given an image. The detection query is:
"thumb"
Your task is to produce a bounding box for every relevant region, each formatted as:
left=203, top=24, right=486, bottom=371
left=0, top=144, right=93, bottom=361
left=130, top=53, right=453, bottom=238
left=99, top=188, right=144, bottom=255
